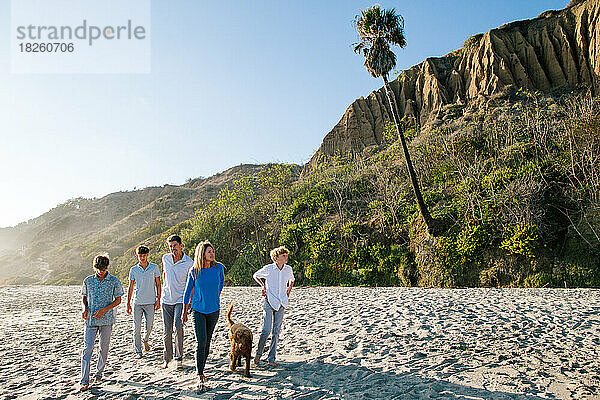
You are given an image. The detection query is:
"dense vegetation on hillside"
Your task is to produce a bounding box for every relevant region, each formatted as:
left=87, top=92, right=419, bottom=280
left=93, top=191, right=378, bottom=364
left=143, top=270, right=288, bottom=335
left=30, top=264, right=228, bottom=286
left=133, top=89, right=599, bottom=288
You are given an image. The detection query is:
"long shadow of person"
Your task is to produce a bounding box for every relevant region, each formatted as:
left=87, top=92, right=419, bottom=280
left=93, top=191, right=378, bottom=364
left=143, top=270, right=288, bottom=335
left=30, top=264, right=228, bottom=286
left=91, top=358, right=553, bottom=399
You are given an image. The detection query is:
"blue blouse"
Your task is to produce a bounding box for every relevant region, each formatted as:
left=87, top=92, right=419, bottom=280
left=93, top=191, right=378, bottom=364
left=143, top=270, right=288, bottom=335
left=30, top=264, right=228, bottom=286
left=183, top=263, right=224, bottom=314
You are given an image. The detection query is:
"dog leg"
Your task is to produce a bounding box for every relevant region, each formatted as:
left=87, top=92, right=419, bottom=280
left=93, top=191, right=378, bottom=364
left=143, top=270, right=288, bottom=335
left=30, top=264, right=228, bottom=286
left=229, top=352, right=236, bottom=371
left=244, top=355, right=251, bottom=378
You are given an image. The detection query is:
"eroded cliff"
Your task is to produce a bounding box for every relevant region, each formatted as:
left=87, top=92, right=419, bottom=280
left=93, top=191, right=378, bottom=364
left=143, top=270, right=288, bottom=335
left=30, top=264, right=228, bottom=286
left=308, top=0, right=600, bottom=166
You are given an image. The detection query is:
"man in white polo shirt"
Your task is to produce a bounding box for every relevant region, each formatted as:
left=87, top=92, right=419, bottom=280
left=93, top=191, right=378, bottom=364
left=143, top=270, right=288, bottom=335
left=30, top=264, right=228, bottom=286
left=126, top=245, right=161, bottom=359
left=161, top=234, right=193, bottom=369
left=253, top=246, right=295, bottom=366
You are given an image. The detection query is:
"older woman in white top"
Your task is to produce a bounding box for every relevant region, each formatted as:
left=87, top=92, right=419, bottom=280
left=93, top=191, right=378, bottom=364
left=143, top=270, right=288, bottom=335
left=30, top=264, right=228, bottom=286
left=253, top=246, right=295, bottom=366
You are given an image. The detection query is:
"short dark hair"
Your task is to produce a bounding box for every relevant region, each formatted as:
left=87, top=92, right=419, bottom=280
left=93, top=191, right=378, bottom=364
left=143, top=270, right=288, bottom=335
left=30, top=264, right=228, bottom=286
left=93, top=254, right=110, bottom=270
left=136, top=245, right=149, bottom=255
left=167, top=235, right=182, bottom=245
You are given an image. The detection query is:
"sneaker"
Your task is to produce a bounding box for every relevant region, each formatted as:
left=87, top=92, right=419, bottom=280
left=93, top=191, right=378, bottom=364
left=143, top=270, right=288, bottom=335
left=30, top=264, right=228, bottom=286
left=143, top=342, right=151, bottom=352
left=176, top=360, right=183, bottom=369
left=134, top=353, right=143, bottom=359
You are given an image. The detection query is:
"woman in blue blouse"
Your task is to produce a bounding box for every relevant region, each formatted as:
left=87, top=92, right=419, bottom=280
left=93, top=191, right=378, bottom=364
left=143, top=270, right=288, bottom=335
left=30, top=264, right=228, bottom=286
left=182, top=240, right=225, bottom=389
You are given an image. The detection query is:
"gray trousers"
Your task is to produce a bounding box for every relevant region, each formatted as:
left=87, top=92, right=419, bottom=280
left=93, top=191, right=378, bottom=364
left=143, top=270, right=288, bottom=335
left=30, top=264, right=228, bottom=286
left=256, top=299, right=286, bottom=362
left=81, top=324, right=113, bottom=385
left=162, top=303, right=184, bottom=362
left=133, top=304, right=155, bottom=354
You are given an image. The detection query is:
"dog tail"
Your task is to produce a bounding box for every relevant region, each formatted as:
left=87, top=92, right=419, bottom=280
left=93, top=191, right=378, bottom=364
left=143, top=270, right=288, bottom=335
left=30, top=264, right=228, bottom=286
left=226, top=302, right=234, bottom=326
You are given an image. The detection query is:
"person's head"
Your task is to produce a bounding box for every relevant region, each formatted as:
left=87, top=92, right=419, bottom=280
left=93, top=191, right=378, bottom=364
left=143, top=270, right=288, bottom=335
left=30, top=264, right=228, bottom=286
left=167, top=234, right=183, bottom=257
left=192, top=240, right=216, bottom=273
left=136, top=245, right=149, bottom=264
left=270, top=246, right=289, bottom=265
left=93, top=253, right=110, bottom=277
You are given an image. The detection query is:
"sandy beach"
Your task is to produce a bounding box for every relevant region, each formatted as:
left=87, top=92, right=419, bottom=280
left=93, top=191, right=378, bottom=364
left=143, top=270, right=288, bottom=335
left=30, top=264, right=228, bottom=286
left=1, top=286, right=599, bottom=399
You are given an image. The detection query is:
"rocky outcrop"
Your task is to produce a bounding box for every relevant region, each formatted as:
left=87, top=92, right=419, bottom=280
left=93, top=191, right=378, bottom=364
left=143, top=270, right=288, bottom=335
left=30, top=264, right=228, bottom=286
left=307, top=0, right=600, bottom=168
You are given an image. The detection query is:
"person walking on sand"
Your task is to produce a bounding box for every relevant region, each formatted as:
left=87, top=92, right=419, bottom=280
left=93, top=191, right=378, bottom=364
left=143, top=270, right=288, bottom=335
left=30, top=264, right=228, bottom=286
left=161, top=234, right=193, bottom=369
left=182, top=240, right=224, bottom=390
left=253, top=246, right=295, bottom=367
left=80, top=254, right=124, bottom=391
left=126, top=245, right=161, bottom=359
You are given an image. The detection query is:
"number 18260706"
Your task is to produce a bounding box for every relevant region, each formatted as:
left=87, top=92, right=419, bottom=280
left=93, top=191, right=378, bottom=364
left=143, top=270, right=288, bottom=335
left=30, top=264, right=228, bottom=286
left=19, top=43, right=74, bottom=52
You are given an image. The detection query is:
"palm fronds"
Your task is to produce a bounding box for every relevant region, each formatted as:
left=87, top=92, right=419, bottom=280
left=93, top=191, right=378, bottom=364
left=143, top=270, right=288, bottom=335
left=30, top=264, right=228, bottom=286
left=354, top=5, right=406, bottom=78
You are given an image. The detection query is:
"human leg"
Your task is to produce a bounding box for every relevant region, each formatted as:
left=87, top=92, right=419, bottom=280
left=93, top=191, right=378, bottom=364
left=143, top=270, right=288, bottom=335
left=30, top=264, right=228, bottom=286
left=133, top=304, right=143, bottom=355
left=142, top=304, right=155, bottom=349
left=266, top=306, right=286, bottom=363
left=173, top=303, right=184, bottom=361
left=255, top=300, right=274, bottom=362
left=95, top=324, right=113, bottom=380
left=203, top=310, right=219, bottom=366
left=193, top=311, right=208, bottom=375
left=192, top=310, right=220, bottom=376
left=162, top=303, right=175, bottom=362
left=81, top=325, right=98, bottom=385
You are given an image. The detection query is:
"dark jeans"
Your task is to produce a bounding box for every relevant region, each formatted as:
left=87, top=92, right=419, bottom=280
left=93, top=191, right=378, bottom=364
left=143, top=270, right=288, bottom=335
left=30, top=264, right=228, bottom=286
left=192, top=309, right=219, bottom=375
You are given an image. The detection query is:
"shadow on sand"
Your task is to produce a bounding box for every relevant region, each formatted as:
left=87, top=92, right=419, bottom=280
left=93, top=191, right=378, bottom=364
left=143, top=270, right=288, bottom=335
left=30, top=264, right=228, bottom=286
left=90, top=358, right=549, bottom=400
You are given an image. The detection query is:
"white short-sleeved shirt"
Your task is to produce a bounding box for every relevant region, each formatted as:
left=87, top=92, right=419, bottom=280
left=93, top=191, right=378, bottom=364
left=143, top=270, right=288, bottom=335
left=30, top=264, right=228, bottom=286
left=253, top=263, right=295, bottom=311
left=129, top=263, right=160, bottom=305
left=161, top=253, right=193, bottom=305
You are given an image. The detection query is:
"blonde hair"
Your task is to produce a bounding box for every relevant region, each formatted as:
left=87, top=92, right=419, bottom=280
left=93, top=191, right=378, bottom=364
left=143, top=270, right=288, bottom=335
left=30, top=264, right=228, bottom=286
left=192, top=240, right=217, bottom=275
left=270, top=246, right=289, bottom=262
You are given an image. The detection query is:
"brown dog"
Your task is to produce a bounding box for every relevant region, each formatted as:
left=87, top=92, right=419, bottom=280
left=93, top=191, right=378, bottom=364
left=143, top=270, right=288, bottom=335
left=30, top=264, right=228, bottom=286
left=226, top=302, right=253, bottom=377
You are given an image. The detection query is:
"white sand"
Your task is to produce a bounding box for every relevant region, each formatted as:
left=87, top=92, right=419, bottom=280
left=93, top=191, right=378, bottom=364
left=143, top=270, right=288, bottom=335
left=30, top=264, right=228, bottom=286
left=0, top=286, right=599, bottom=399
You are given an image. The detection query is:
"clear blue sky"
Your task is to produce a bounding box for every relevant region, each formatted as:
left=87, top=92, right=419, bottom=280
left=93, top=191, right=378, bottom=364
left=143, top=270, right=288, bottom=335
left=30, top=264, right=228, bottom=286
left=0, top=0, right=568, bottom=228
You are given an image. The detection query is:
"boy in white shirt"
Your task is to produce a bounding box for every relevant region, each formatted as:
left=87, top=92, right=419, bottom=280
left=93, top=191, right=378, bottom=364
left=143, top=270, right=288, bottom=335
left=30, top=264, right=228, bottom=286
left=253, top=246, right=295, bottom=366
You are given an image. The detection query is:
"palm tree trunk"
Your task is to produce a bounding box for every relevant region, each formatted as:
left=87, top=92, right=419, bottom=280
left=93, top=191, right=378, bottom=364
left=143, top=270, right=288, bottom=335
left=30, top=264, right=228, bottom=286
left=382, top=75, right=437, bottom=235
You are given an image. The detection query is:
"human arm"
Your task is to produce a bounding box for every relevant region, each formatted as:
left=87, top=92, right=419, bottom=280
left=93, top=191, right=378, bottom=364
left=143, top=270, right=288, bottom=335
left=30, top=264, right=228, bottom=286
left=93, top=296, right=121, bottom=319
left=253, top=266, right=268, bottom=297
left=82, top=295, right=89, bottom=320
left=287, top=267, right=295, bottom=297
left=219, top=264, right=225, bottom=295
left=154, top=276, right=162, bottom=311
left=182, top=271, right=195, bottom=325
left=126, top=280, right=134, bottom=314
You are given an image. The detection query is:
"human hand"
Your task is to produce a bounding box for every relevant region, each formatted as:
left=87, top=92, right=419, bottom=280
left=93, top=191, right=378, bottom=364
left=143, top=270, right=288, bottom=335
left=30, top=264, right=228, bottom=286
left=261, top=287, right=266, bottom=297
left=155, top=300, right=161, bottom=311
left=126, top=303, right=132, bottom=315
left=182, top=312, right=188, bottom=325
left=82, top=308, right=89, bottom=320
left=93, top=307, right=107, bottom=319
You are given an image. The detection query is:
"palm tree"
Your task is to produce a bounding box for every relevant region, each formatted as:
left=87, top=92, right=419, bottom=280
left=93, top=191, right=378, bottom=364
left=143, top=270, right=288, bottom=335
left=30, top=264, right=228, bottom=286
left=354, top=5, right=437, bottom=235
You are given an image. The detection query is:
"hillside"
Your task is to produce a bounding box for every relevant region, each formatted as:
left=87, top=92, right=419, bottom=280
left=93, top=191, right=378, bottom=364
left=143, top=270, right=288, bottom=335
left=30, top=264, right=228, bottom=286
left=2, top=1, right=600, bottom=287
left=0, top=164, right=301, bottom=284
left=306, top=0, right=600, bottom=169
